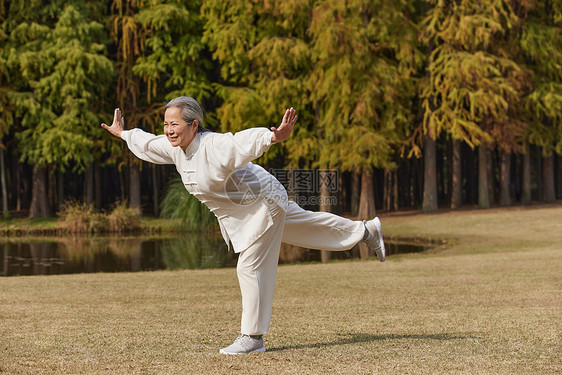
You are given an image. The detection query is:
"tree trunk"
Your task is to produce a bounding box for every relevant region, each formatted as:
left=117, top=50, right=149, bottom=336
left=129, top=163, right=141, bottom=212
left=437, top=140, right=444, bottom=204
left=416, top=157, right=424, bottom=206
left=0, top=147, right=8, bottom=218
left=543, top=154, right=555, bottom=202
left=409, top=158, right=417, bottom=207
left=384, top=170, right=391, bottom=211
left=95, top=165, right=102, bottom=209
left=57, top=172, right=64, bottom=211
left=499, top=150, right=511, bottom=206
left=393, top=169, right=398, bottom=211
left=119, top=168, right=126, bottom=202
left=16, top=159, right=21, bottom=211
left=556, top=155, right=562, bottom=199
left=487, top=147, right=496, bottom=206
left=451, top=139, right=462, bottom=209
left=152, top=165, right=159, bottom=216
left=358, top=169, right=376, bottom=219
left=536, top=150, right=542, bottom=200
left=351, top=171, right=360, bottom=216
left=29, top=166, right=50, bottom=218
left=522, top=142, right=531, bottom=205
left=319, top=170, right=332, bottom=263
left=48, top=169, right=57, bottom=214
left=86, top=164, right=95, bottom=205
left=422, top=134, right=438, bottom=212
left=338, top=172, right=345, bottom=214
left=465, top=145, right=478, bottom=204
left=478, top=143, right=490, bottom=209
left=422, top=5, right=437, bottom=212
left=358, top=169, right=375, bottom=260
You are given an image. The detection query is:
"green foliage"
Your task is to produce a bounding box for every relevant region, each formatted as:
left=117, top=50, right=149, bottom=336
left=133, top=0, right=212, bottom=103
left=159, top=177, right=218, bottom=231
left=7, top=3, right=114, bottom=171
left=518, top=2, right=562, bottom=155
left=202, top=0, right=302, bottom=165
left=307, top=0, right=419, bottom=171
left=2, top=0, right=562, bottom=214
left=419, top=0, right=528, bottom=152
left=202, top=0, right=259, bottom=85
left=203, top=0, right=419, bottom=171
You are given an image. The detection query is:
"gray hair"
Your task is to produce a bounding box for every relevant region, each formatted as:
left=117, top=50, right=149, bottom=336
left=165, top=96, right=209, bottom=133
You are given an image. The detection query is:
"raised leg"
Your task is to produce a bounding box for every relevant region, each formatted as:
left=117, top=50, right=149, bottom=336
left=282, top=201, right=365, bottom=251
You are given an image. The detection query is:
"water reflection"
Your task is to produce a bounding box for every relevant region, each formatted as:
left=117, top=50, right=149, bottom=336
left=0, top=234, right=229, bottom=277
left=160, top=234, right=230, bottom=270
left=0, top=235, right=428, bottom=277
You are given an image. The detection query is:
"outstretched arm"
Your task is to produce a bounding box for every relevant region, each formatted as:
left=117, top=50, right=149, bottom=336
left=101, top=108, right=174, bottom=165
left=210, top=107, right=298, bottom=171
left=101, top=108, right=125, bottom=138
left=271, top=107, right=297, bottom=143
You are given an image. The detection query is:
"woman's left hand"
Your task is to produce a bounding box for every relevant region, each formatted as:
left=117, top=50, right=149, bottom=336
left=271, top=107, right=297, bottom=143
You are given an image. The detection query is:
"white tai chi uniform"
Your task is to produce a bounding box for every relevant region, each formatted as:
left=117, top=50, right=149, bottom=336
left=122, top=127, right=365, bottom=335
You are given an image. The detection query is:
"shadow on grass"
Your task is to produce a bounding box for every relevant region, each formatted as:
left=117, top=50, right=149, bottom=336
left=267, top=332, right=477, bottom=352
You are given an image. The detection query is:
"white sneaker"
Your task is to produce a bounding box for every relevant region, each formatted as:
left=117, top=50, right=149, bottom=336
left=219, top=335, right=266, bottom=355
left=363, top=217, right=386, bottom=262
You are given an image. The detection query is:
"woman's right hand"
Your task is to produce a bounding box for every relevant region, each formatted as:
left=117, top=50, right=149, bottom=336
left=271, top=107, right=297, bottom=143
left=101, top=108, right=125, bottom=138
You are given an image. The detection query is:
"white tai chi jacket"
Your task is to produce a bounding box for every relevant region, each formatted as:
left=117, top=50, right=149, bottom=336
left=121, top=128, right=288, bottom=253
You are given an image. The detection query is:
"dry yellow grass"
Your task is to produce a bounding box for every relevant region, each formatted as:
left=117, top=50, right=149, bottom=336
left=1, top=204, right=561, bottom=374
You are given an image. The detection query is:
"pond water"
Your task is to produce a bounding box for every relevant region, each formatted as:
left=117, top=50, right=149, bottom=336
left=0, top=234, right=429, bottom=277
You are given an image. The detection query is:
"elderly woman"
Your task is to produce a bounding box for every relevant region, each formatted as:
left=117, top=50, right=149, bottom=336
left=101, top=96, right=385, bottom=355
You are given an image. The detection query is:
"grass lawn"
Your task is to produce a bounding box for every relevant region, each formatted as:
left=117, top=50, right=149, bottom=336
left=1, top=204, right=561, bottom=374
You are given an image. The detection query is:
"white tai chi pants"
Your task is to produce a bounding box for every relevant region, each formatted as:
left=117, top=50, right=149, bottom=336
left=237, top=200, right=365, bottom=335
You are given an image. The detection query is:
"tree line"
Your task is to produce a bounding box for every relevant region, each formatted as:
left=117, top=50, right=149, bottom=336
left=1, top=0, right=561, bottom=220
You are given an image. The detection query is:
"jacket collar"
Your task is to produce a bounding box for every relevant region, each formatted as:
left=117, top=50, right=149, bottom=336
left=183, top=132, right=201, bottom=159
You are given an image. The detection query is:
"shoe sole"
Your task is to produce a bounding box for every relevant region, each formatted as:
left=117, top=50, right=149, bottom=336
left=219, top=346, right=266, bottom=355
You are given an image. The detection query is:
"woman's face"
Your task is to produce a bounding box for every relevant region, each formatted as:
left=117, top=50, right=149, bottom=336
left=164, top=106, right=198, bottom=151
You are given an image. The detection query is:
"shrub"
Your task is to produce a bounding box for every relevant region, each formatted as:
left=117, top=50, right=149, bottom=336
left=58, top=201, right=107, bottom=234
left=160, top=177, right=218, bottom=231
left=59, top=201, right=141, bottom=234
left=107, top=201, right=141, bottom=233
